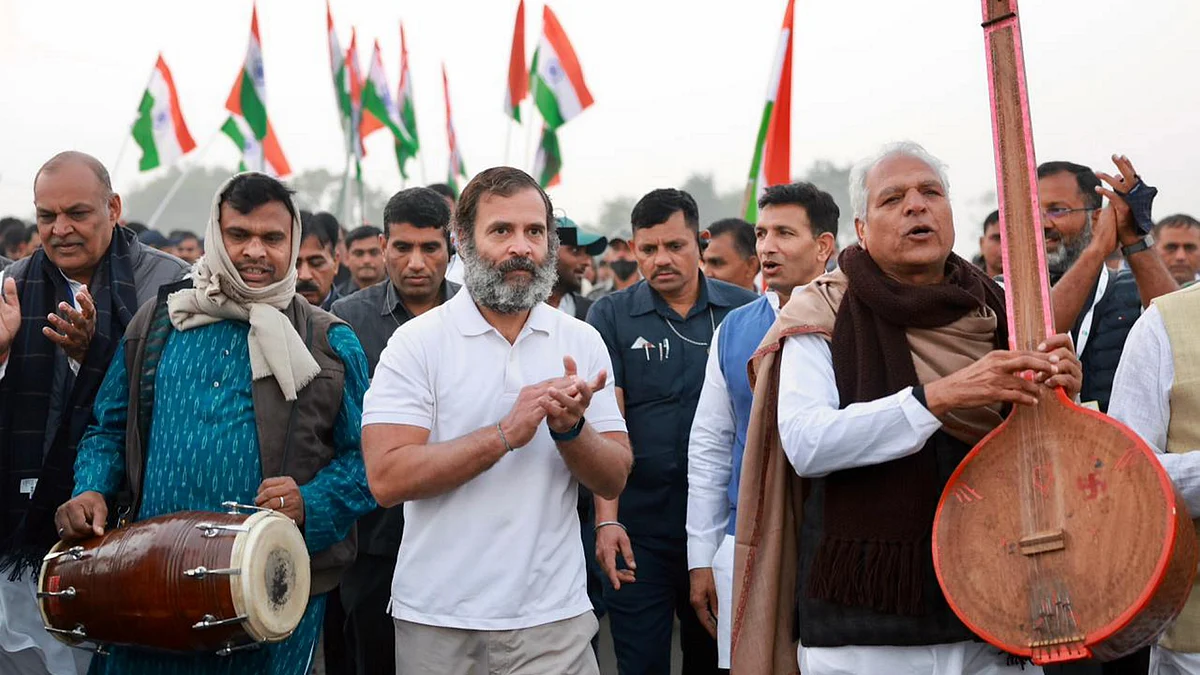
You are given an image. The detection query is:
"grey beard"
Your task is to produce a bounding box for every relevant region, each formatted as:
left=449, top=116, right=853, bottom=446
left=1046, top=223, right=1093, bottom=280
left=461, top=243, right=558, bottom=314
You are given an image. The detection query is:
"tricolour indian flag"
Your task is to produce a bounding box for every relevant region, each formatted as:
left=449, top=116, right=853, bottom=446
left=504, top=0, right=528, bottom=122
left=224, top=5, right=290, bottom=176
left=742, top=0, right=794, bottom=222
left=532, top=125, right=561, bottom=188
left=327, top=0, right=352, bottom=154
left=362, top=38, right=417, bottom=176
left=396, top=22, right=421, bottom=178
left=443, top=64, right=468, bottom=196
left=131, top=54, right=196, bottom=172
left=530, top=5, right=593, bottom=130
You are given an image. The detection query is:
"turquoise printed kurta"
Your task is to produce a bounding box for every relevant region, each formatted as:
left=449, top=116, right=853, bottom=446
left=73, top=320, right=376, bottom=675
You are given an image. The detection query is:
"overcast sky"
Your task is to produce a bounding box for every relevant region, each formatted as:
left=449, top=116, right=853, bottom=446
left=1, top=0, right=1197, bottom=253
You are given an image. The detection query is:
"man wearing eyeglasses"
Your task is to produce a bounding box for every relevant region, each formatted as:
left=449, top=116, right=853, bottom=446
left=1036, top=156, right=1176, bottom=418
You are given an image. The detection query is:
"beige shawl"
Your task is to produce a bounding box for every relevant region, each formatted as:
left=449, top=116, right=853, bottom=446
left=166, top=172, right=319, bottom=401
left=730, top=268, right=1002, bottom=673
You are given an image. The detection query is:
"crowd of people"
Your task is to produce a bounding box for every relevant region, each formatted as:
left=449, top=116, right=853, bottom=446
left=0, top=144, right=1197, bottom=675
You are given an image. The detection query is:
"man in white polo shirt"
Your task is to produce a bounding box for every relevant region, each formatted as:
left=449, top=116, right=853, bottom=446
left=361, top=166, right=633, bottom=675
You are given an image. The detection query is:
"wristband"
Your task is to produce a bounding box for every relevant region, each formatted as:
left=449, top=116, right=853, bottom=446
left=550, top=416, right=585, bottom=442
left=496, top=422, right=515, bottom=453
left=1121, top=234, right=1154, bottom=257
left=912, top=385, right=929, bottom=410
left=595, top=521, right=626, bottom=533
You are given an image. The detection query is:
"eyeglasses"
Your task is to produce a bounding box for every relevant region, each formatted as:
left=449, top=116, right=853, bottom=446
left=1042, top=206, right=1096, bottom=221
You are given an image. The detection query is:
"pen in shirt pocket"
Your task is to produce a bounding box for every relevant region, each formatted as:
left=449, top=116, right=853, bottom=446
left=663, top=337, right=670, bottom=360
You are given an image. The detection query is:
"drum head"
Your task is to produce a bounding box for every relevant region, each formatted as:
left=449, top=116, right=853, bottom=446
left=229, top=511, right=311, bottom=643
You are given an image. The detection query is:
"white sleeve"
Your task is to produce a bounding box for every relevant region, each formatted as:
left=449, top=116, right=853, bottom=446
left=1109, top=306, right=1200, bottom=517
left=686, top=326, right=735, bottom=570
left=583, top=327, right=626, bottom=434
left=776, top=333, right=943, bottom=478
left=361, top=329, right=435, bottom=429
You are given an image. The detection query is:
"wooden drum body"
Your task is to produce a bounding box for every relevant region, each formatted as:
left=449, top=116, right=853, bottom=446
left=934, top=391, right=1199, bottom=663
left=38, top=508, right=311, bottom=655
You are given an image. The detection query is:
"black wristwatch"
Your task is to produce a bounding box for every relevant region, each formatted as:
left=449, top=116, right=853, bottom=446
left=1121, top=235, right=1154, bottom=257
left=550, top=416, right=585, bottom=442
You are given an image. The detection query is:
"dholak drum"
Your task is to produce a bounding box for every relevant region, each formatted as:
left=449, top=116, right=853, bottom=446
left=38, top=505, right=310, bottom=655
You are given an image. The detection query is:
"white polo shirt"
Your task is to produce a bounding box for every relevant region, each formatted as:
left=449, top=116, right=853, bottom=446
left=362, top=289, right=626, bottom=631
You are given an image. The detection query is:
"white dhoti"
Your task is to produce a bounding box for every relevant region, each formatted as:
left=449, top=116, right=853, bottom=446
left=712, top=534, right=735, bottom=669
left=0, top=571, right=91, bottom=675
left=1151, top=646, right=1200, bottom=674
left=798, top=640, right=1044, bottom=675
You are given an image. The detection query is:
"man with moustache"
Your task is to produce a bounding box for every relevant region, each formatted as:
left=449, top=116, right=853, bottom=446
left=340, top=225, right=386, bottom=295
left=0, top=151, right=187, bottom=675
left=687, top=182, right=838, bottom=669
left=702, top=218, right=760, bottom=292
left=331, top=186, right=458, bottom=675
left=1154, top=214, right=1200, bottom=286
left=734, top=142, right=1080, bottom=675
left=298, top=211, right=343, bottom=311
left=362, top=167, right=632, bottom=674
left=1038, top=156, right=1176, bottom=413
left=587, top=189, right=757, bottom=675
left=548, top=217, right=607, bottom=321
left=56, top=172, right=376, bottom=675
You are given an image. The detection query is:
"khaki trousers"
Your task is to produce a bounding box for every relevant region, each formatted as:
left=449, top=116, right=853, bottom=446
left=394, top=612, right=599, bottom=675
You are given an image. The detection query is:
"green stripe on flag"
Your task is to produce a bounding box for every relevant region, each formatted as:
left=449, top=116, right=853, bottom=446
left=132, top=90, right=161, bottom=171
left=221, top=116, right=247, bottom=151
left=742, top=102, right=774, bottom=222
left=239, top=70, right=268, bottom=139
left=532, top=74, right=566, bottom=129
left=537, top=127, right=561, bottom=188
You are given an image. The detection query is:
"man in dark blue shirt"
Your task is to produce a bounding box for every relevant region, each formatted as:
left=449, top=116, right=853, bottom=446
left=587, top=189, right=757, bottom=675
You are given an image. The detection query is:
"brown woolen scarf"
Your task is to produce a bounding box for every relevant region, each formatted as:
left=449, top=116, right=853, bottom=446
left=806, top=245, right=1008, bottom=615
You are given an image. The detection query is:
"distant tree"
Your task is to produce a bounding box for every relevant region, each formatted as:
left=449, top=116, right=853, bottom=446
left=797, top=160, right=854, bottom=247
left=594, top=196, right=637, bottom=239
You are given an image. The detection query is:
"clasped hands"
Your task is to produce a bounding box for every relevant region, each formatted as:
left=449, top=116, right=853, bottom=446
left=498, top=356, right=607, bottom=449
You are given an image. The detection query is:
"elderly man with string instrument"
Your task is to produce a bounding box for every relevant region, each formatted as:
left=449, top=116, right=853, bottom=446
left=730, top=141, right=1084, bottom=675
left=54, top=172, right=376, bottom=675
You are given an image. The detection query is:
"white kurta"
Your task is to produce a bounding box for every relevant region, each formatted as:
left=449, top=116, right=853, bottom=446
left=1109, top=304, right=1200, bottom=674
left=776, top=333, right=1041, bottom=675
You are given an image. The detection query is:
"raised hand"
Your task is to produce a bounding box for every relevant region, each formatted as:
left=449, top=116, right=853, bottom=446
left=43, top=284, right=96, bottom=364
left=0, top=277, right=19, bottom=360
left=542, top=356, right=607, bottom=435
left=1094, top=154, right=1142, bottom=248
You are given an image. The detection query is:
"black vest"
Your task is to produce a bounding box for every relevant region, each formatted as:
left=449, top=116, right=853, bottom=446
left=1073, top=269, right=1141, bottom=413
left=795, top=432, right=976, bottom=647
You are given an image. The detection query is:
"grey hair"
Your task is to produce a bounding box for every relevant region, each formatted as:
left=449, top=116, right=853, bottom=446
left=849, top=141, right=951, bottom=222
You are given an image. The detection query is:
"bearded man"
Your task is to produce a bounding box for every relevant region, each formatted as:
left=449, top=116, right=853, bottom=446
left=361, top=167, right=632, bottom=674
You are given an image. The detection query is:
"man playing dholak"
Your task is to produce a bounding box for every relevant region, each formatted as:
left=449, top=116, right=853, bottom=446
left=55, top=172, right=377, bottom=675
left=731, top=142, right=1084, bottom=675
left=1109, top=283, right=1200, bottom=673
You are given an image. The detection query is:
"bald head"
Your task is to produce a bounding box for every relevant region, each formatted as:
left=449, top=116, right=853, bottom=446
left=33, top=151, right=121, bottom=284
left=35, top=151, right=113, bottom=196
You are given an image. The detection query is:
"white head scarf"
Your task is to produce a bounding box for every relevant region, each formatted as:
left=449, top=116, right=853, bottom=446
left=166, top=172, right=320, bottom=401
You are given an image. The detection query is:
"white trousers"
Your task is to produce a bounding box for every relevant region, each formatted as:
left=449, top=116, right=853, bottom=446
left=1151, top=646, right=1200, bottom=674
left=712, top=534, right=735, bottom=669
left=798, top=641, right=1044, bottom=675
left=0, top=571, right=91, bottom=675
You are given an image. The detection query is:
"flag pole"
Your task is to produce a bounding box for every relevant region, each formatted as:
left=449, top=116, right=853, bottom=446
left=523, top=100, right=537, bottom=171
left=146, top=127, right=219, bottom=230
left=356, top=159, right=366, bottom=226
left=504, top=120, right=514, bottom=167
